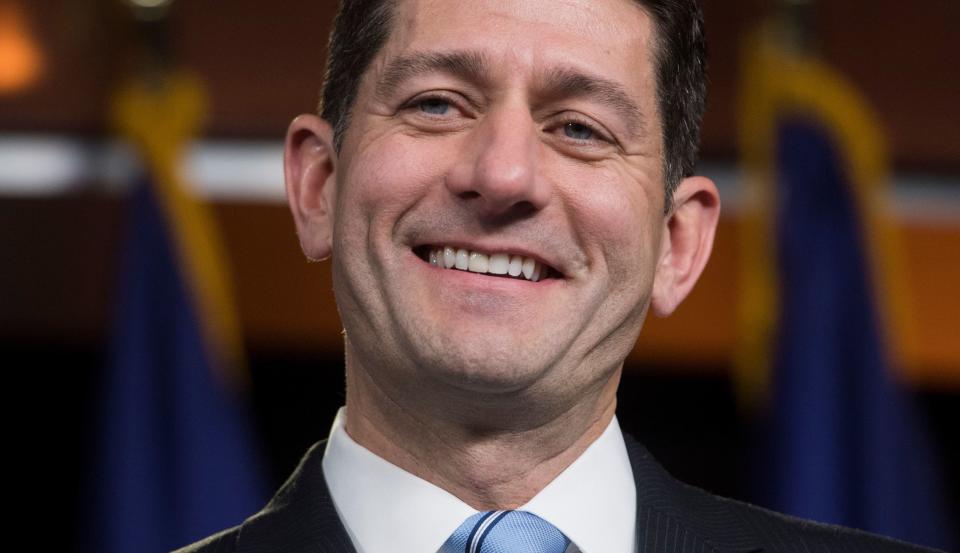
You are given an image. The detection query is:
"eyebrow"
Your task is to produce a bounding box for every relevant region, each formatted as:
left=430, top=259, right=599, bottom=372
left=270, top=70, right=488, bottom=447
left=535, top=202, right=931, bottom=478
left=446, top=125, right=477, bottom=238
left=374, top=49, right=646, bottom=138
left=375, top=50, right=488, bottom=101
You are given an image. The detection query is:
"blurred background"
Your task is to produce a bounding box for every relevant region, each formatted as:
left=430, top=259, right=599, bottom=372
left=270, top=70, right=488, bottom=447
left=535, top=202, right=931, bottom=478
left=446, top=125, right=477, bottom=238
left=1, top=0, right=957, bottom=551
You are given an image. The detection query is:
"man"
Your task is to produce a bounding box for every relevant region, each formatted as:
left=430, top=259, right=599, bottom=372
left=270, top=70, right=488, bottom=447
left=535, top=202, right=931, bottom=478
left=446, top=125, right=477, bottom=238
left=179, top=0, right=940, bottom=551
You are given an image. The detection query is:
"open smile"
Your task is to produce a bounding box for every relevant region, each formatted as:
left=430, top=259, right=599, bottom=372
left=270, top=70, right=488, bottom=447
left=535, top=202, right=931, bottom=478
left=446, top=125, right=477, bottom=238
left=413, top=245, right=560, bottom=282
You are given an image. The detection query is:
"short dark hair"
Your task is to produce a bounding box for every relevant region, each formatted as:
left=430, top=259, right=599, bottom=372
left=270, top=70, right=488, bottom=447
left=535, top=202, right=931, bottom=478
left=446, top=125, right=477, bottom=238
left=319, top=0, right=396, bottom=150
left=642, top=0, right=708, bottom=207
left=319, top=0, right=707, bottom=208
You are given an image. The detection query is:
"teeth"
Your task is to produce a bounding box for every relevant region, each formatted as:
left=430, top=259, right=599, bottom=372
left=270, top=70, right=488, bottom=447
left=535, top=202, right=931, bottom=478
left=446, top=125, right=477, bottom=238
left=508, top=255, right=523, bottom=277
left=522, top=257, right=535, bottom=279
left=455, top=248, right=470, bottom=270
left=468, top=252, right=489, bottom=273
left=424, top=246, right=550, bottom=281
left=488, top=253, right=509, bottom=275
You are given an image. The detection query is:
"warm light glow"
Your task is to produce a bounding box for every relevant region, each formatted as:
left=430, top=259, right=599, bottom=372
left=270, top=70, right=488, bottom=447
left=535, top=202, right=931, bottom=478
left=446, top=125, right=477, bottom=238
left=0, top=2, right=42, bottom=94
left=126, top=0, right=173, bottom=8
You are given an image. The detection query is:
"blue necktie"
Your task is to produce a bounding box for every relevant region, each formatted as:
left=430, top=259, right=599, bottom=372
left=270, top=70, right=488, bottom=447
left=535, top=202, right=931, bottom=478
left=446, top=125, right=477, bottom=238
left=439, top=510, right=571, bottom=553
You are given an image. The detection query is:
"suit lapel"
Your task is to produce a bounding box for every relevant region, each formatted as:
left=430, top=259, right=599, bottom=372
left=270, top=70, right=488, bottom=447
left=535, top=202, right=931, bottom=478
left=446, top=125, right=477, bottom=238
left=623, top=433, right=764, bottom=553
left=234, top=440, right=357, bottom=553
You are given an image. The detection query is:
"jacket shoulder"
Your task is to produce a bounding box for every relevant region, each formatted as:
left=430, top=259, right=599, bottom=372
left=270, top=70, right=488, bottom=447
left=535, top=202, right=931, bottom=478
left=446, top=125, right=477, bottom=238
left=622, top=433, right=945, bottom=553
left=172, top=526, right=240, bottom=553
left=170, top=440, right=354, bottom=553
left=706, top=489, right=945, bottom=553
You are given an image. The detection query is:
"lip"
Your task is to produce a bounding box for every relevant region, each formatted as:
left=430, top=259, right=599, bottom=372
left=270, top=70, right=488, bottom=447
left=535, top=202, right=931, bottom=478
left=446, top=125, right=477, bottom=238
left=408, top=239, right=565, bottom=278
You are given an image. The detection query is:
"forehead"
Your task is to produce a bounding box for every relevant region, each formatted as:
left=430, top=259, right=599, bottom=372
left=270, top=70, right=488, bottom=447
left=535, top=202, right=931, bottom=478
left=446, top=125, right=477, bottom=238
left=376, top=0, right=658, bottom=106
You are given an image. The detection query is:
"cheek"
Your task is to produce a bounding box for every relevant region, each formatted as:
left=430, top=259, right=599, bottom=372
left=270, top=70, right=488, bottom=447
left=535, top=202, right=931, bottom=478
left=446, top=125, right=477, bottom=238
left=560, top=163, right=663, bottom=276
left=338, top=133, right=453, bottom=232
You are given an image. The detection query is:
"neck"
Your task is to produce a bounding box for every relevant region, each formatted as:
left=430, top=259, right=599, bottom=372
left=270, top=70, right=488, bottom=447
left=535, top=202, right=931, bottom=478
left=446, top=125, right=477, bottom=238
left=343, top=350, right=620, bottom=510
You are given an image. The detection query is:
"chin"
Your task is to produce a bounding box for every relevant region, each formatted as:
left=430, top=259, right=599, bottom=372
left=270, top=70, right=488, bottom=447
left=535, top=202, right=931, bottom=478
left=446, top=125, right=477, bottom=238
left=412, top=333, right=559, bottom=396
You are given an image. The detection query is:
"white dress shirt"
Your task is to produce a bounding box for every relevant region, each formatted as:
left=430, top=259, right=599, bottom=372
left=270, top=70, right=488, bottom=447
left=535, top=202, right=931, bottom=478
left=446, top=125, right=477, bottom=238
left=322, top=407, right=636, bottom=553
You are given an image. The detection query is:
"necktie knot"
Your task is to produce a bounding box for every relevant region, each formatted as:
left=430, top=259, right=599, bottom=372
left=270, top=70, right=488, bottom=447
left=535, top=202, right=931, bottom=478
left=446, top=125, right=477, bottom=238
left=440, top=510, right=570, bottom=553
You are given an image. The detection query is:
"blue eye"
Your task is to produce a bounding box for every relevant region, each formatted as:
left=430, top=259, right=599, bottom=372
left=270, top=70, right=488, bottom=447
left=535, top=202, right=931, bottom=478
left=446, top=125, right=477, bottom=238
left=418, top=98, right=450, bottom=115
left=564, top=122, right=594, bottom=140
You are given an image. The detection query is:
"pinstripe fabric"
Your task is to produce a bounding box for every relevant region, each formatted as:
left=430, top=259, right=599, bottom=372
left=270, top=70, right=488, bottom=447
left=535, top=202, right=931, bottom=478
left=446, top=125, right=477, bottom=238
left=621, top=435, right=943, bottom=553
left=174, top=433, right=945, bottom=553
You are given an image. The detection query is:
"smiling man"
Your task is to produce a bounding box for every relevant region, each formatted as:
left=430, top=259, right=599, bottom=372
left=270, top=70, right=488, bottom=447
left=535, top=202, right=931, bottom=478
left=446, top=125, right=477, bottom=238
left=178, top=1, right=939, bottom=552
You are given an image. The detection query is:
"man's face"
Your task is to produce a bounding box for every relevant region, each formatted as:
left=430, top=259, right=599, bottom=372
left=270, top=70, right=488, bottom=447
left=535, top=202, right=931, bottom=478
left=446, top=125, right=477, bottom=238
left=323, top=0, right=673, bottom=404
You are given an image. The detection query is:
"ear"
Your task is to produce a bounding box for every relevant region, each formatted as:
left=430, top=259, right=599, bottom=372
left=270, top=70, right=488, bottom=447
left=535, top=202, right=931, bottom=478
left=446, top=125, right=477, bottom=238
left=284, top=114, right=338, bottom=261
left=650, top=176, right=721, bottom=317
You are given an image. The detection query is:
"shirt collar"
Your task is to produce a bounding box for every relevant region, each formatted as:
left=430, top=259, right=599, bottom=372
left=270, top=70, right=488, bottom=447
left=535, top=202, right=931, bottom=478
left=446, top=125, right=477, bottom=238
left=322, top=407, right=636, bottom=553
left=520, top=414, right=636, bottom=553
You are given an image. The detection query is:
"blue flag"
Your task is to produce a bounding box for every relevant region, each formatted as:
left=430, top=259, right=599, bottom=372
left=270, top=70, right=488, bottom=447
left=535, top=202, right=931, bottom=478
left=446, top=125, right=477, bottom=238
left=761, top=117, right=953, bottom=549
left=84, top=179, right=266, bottom=552
left=737, top=31, right=956, bottom=550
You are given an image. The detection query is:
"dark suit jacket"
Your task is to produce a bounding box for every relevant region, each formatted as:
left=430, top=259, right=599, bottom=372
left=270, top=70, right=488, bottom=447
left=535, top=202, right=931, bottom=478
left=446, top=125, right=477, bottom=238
left=175, top=433, right=942, bottom=553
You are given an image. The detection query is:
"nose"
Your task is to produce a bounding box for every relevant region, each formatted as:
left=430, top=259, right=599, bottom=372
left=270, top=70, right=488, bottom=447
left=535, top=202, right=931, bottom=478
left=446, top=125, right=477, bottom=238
left=445, top=105, right=550, bottom=219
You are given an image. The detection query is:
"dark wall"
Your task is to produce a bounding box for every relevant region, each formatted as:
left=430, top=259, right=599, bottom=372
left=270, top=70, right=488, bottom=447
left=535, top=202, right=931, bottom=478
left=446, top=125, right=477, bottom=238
left=1, top=0, right=958, bottom=169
